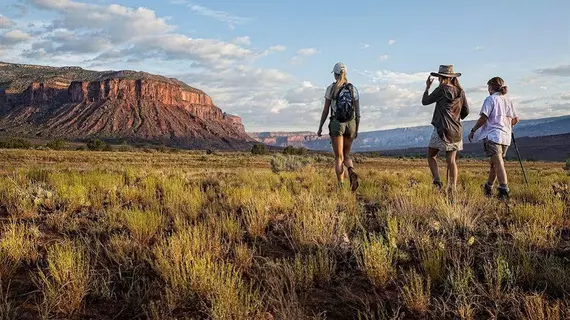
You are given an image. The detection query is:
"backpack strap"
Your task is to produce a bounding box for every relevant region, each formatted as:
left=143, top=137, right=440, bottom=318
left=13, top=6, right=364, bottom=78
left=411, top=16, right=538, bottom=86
left=335, top=83, right=354, bottom=100
left=335, top=82, right=351, bottom=100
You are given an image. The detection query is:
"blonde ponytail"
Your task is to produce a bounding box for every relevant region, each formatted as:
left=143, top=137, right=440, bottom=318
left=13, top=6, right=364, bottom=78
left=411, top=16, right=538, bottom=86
left=332, top=72, right=348, bottom=98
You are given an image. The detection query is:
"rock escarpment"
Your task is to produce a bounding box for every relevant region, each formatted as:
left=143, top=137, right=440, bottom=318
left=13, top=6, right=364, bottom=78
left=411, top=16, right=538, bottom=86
left=0, top=62, right=253, bottom=149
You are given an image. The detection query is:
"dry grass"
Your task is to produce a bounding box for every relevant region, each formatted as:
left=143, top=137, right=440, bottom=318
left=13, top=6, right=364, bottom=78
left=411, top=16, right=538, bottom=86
left=0, top=149, right=567, bottom=319
left=35, top=240, right=90, bottom=317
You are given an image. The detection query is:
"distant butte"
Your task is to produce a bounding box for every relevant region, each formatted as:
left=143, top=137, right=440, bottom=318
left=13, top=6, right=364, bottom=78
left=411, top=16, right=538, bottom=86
left=0, top=61, right=254, bottom=150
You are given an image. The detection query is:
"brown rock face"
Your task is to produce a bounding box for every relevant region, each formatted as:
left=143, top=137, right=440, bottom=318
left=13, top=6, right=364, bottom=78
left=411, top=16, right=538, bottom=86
left=0, top=62, right=253, bottom=149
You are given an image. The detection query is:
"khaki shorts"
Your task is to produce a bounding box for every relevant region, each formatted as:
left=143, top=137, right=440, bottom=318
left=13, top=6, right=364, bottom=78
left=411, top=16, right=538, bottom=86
left=483, top=139, right=509, bottom=157
left=329, top=118, right=356, bottom=139
left=428, top=130, right=463, bottom=152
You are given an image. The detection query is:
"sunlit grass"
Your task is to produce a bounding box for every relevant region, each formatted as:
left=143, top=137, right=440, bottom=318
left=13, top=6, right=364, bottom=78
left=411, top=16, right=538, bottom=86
left=0, top=149, right=567, bottom=319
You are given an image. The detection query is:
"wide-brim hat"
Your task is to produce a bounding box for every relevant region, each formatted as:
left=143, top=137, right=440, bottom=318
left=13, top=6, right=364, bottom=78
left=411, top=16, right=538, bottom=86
left=430, top=65, right=461, bottom=78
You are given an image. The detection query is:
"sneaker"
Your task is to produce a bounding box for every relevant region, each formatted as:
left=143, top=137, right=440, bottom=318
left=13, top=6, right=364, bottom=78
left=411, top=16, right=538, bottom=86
left=483, top=183, right=493, bottom=198
left=498, top=186, right=510, bottom=200
left=348, top=169, right=359, bottom=192
left=433, top=180, right=444, bottom=190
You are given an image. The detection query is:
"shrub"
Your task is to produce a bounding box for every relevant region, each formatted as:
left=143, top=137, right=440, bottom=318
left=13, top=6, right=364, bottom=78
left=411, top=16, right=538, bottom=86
left=564, top=160, right=570, bottom=174
left=357, top=235, right=395, bottom=288
left=283, top=146, right=308, bottom=156
left=46, top=139, right=66, bottom=150
left=86, top=139, right=106, bottom=151
left=251, top=144, right=267, bottom=155
left=270, top=154, right=313, bottom=173
left=401, top=269, right=431, bottom=314
left=0, top=139, right=32, bottom=149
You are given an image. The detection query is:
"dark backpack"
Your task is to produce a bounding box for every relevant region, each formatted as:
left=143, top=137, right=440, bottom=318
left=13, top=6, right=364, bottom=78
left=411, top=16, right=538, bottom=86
left=333, top=83, right=355, bottom=122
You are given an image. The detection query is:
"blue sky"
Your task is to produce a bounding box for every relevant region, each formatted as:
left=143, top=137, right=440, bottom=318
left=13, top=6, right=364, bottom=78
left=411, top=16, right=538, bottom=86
left=1, top=0, right=569, bottom=132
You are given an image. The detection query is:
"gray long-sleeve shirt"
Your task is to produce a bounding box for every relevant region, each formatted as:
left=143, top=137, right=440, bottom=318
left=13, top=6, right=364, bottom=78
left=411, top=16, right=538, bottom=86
left=422, top=84, right=469, bottom=143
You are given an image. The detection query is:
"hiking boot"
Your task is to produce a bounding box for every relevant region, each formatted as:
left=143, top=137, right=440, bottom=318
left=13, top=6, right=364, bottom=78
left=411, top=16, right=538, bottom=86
left=497, top=186, right=510, bottom=200
left=433, top=180, right=444, bottom=190
left=483, top=183, right=493, bottom=198
left=348, top=168, right=359, bottom=192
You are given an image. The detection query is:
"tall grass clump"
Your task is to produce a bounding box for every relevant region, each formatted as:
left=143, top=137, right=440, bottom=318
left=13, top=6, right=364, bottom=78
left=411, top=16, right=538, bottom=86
left=523, top=294, right=561, bottom=320
left=49, top=172, right=90, bottom=210
left=418, top=239, right=446, bottom=284
left=0, top=221, right=39, bottom=276
left=35, top=240, right=90, bottom=316
left=163, top=179, right=204, bottom=225
left=120, top=209, right=165, bottom=243
left=290, top=192, right=345, bottom=247
left=356, top=235, right=395, bottom=288
left=483, top=255, right=515, bottom=300
left=288, top=249, right=337, bottom=290
left=153, top=225, right=259, bottom=319
left=401, top=269, right=431, bottom=314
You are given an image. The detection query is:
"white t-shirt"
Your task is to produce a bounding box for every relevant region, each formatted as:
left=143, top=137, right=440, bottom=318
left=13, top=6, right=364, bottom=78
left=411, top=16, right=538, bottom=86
left=477, top=93, right=518, bottom=145
left=325, top=83, right=360, bottom=119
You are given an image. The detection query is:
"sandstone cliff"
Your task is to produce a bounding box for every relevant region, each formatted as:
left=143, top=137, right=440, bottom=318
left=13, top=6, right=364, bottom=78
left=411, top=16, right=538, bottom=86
left=0, top=62, right=253, bottom=149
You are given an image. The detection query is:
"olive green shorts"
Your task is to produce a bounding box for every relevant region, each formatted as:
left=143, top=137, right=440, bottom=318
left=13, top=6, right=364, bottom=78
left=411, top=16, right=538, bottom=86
left=483, top=139, right=509, bottom=158
left=329, top=118, right=357, bottom=139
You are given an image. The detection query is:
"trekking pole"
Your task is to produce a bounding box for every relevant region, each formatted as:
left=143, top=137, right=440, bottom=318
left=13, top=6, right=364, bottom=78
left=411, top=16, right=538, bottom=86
left=511, top=132, right=529, bottom=186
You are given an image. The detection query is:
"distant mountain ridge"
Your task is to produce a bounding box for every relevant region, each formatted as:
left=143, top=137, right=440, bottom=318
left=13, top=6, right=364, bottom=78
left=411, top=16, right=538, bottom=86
left=250, top=115, right=570, bottom=152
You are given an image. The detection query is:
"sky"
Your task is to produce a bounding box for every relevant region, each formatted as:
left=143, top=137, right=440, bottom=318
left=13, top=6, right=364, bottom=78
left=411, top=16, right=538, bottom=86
left=1, top=0, right=569, bottom=133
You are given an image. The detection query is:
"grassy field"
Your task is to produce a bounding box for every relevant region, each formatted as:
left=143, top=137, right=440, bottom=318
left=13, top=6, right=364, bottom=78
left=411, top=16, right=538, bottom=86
left=0, top=149, right=569, bottom=319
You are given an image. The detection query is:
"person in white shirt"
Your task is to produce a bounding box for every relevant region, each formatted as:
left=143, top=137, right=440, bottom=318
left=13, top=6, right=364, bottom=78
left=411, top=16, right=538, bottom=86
left=468, top=77, right=520, bottom=199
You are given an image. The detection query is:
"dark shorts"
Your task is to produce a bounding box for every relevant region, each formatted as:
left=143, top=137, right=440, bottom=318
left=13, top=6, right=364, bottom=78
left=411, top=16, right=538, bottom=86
left=483, top=139, right=509, bottom=157
left=329, top=118, right=356, bottom=139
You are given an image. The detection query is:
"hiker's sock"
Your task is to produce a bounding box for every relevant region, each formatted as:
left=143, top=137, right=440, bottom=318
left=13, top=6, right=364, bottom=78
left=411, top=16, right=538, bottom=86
left=498, top=184, right=510, bottom=200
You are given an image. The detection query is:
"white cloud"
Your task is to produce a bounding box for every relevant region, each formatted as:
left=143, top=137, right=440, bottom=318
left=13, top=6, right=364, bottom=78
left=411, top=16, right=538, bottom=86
left=388, top=39, right=396, bottom=45
left=535, top=65, right=570, bottom=77
left=233, top=36, right=251, bottom=46
left=378, top=54, right=389, bottom=61
left=0, top=15, right=15, bottom=29
left=290, top=48, right=318, bottom=65
left=187, top=4, right=249, bottom=29
left=296, top=48, right=318, bottom=56
left=19, top=0, right=272, bottom=68
left=1, top=30, right=33, bottom=45
left=26, top=0, right=175, bottom=42
left=361, top=44, right=370, bottom=49
left=358, top=69, right=429, bottom=85
left=267, top=45, right=286, bottom=52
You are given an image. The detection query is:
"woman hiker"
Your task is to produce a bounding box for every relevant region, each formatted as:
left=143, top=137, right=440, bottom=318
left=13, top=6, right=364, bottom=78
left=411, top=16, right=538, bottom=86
left=317, top=62, right=360, bottom=191
left=422, top=65, right=469, bottom=197
left=468, top=77, right=519, bottom=200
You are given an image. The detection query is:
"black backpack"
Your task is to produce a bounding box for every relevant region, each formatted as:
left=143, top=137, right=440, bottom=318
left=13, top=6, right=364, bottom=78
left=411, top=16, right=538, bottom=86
left=333, top=83, right=355, bottom=122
